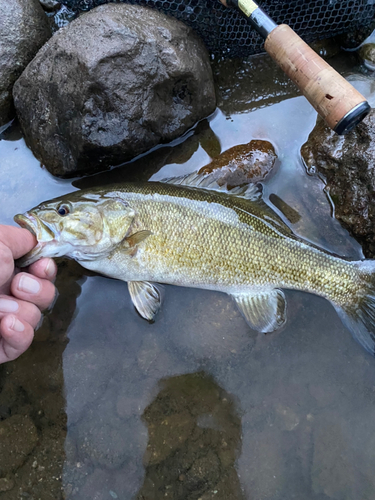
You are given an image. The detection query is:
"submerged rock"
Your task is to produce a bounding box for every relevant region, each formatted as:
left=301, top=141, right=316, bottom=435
left=199, top=139, right=277, bottom=185
left=136, top=372, right=245, bottom=500
left=0, top=415, right=38, bottom=476
left=301, top=109, right=375, bottom=258
left=358, top=43, right=375, bottom=71
left=0, top=0, right=51, bottom=127
left=13, top=3, right=216, bottom=177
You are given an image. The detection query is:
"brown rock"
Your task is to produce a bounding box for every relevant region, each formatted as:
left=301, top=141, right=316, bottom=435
left=0, top=477, right=14, bottom=492
left=198, top=140, right=277, bottom=186
left=136, top=372, right=244, bottom=500
left=301, top=109, right=375, bottom=258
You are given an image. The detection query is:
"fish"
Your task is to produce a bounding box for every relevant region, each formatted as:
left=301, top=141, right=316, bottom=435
left=14, top=172, right=375, bottom=355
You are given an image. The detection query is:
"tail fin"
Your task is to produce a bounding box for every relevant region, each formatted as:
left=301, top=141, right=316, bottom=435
left=334, top=260, right=375, bottom=356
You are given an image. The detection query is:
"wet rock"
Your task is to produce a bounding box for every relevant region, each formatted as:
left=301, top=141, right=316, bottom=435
left=0, top=477, right=14, bottom=492
left=39, top=0, right=60, bottom=11
left=0, top=0, right=51, bottom=127
left=13, top=3, right=216, bottom=177
left=336, top=24, right=375, bottom=50
left=63, top=344, right=119, bottom=425
left=72, top=469, right=118, bottom=500
left=310, top=414, right=375, bottom=499
left=144, top=411, right=195, bottom=465
left=309, top=38, right=341, bottom=59
left=136, top=372, right=244, bottom=500
left=301, top=109, right=375, bottom=258
left=76, top=415, right=147, bottom=470
left=168, top=289, right=256, bottom=360
left=136, top=334, right=180, bottom=379
left=358, top=43, right=375, bottom=71
left=0, top=317, right=67, bottom=499
left=73, top=388, right=147, bottom=469
left=199, top=139, right=277, bottom=185
left=0, top=415, right=38, bottom=476
left=72, top=465, right=143, bottom=500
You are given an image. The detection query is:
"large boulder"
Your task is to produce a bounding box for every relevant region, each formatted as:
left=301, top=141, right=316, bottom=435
left=13, top=4, right=216, bottom=177
left=0, top=0, right=51, bottom=128
left=301, top=109, right=375, bottom=258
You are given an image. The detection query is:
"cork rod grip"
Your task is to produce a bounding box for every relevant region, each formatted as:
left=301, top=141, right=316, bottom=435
left=264, top=25, right=367, bottom=130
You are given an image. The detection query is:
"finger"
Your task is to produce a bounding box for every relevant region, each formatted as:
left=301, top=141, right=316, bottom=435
left=10, top=273, right=56, bottom=311
left=0, top=226, right=37, bottom=260
left=0, top=296, right=41, bottom=329
left=0, top=268, right=14, bottom=296
left=0, top=315, right=34, bottom=363
left=0, top=243, right=15, bottom=287
left=28, top=258, right=57, bottom=282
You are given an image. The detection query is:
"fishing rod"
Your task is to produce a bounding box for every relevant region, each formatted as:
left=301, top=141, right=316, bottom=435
left=220, top=0, right=371, bottom=135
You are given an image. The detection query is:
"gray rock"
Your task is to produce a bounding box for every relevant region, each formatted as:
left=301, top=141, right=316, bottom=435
left=0, top=415, right=38, bottom=476
left=0, top=0, right=51, bottom=127
left=39, top=0, right=60, bottom=11
left=63, top=344, right=120, bottom=425
left=74, top=410, right=147, bottom=470
left=359, top=43, right=375, bottom=71
left=168, top=289, right=256, bottom=361
left=13, top=3, right=216, bottom=177
left=301, top=109, right=375, bottom=258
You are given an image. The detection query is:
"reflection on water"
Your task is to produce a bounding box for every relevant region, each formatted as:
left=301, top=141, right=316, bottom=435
left=73, top=117, right=222, bottom=189
left=0, top=54, right=374, bottom=499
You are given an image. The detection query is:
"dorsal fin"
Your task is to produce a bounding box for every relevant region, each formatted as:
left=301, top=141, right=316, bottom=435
left=160, top=172, right=262, bottom=202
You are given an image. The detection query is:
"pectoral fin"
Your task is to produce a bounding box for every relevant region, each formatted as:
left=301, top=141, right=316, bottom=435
left=231, top=289, right=287, bottom=333
left=123, top=230, right=152, bottom=256
left=128, top=281, right=165, bottom=321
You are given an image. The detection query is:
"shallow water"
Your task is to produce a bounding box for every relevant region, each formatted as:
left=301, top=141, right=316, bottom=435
left=0, top=53, right=375, bottom=500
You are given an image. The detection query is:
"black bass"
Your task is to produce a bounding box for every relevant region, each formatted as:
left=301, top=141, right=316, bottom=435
left=14, top=173, right=375, bottom=355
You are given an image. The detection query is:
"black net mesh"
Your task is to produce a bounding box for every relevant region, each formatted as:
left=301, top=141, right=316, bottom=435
left=62, top=0, right=375, bottom=58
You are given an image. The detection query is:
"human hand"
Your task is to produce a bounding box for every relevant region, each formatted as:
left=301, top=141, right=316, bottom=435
left=0, top=225, right=57, bottom=364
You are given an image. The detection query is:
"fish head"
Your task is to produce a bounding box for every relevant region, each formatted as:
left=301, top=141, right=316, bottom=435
left=14, top=191, right=135, bottom=267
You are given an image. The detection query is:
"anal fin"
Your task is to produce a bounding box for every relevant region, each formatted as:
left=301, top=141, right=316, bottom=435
left=128, top=281, right=165, bottom=321
left=231, top=289, right=287, bottom=333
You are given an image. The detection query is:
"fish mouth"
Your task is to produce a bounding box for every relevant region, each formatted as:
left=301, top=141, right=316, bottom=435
left=14, top=212, right=55, bottom=268
left=14, top=213, right=38, bottom=238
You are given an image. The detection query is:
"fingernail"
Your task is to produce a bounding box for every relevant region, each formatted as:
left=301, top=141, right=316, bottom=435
left=0, top=298, right=19, bottom=313
left=45, top=259, right=55, bottom=278
left=18, top=275, right=40, bottom=294
left=10, top=316, right=25, bottom=332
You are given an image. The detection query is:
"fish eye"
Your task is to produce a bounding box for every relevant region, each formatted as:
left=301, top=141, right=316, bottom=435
left=57, top=205, right=70, bottom=216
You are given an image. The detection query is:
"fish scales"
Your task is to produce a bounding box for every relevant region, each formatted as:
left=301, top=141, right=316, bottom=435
left=80, top=183, right=357, bottom=303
